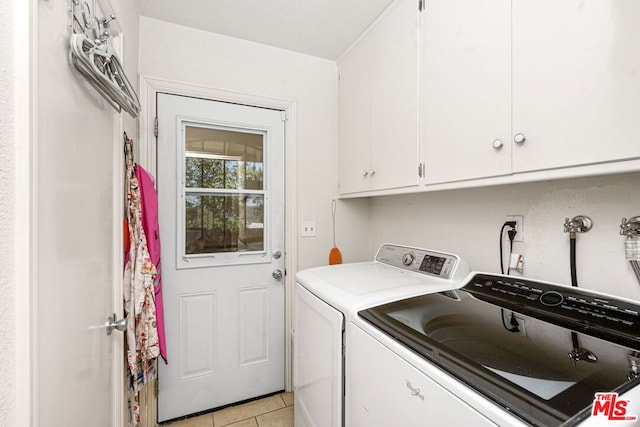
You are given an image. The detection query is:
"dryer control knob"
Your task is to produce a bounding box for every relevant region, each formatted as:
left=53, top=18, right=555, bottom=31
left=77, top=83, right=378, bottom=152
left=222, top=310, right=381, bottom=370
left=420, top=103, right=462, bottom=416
left=402, top=253, right=415, bottom=266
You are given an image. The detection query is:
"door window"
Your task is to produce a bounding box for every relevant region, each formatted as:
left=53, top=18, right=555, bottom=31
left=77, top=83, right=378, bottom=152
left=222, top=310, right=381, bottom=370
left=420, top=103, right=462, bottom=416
left=180, top=124, right=268, bottom=266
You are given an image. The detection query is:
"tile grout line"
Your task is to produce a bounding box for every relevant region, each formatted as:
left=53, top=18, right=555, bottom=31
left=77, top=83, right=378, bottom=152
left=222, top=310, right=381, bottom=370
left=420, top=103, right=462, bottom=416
left=173, top=393, right=293, bottom=427
left=217, top=396, right=289, bottom=427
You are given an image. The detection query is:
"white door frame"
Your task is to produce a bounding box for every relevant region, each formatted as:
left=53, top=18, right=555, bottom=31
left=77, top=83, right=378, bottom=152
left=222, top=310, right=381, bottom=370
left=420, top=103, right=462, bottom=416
left=139, top=75, right=298, bottom=391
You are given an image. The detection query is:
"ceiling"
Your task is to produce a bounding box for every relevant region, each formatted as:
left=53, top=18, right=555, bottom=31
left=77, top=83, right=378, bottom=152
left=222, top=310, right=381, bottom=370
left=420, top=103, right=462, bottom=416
left=138, top=0, right=398, bottom=60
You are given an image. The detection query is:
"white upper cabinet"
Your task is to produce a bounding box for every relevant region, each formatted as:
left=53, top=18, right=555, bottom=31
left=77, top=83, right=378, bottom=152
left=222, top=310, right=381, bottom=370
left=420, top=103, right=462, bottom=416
left=421, top=0, right=511, bottom=184
left=338, top=36, right=374, bottom=194
left=422, top=0, right=640, bottom=185
left=338, top=0, right=420, bottom=195
left=512, top=0, right=640, bottom=173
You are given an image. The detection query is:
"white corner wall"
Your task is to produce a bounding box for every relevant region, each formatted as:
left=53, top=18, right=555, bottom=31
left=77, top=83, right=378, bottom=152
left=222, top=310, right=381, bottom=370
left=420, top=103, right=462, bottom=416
left=369, top=173, right=640, bottom=301
left=138, top=17, right=369, bottom=270
left=1, top=0, right=16, bottom=424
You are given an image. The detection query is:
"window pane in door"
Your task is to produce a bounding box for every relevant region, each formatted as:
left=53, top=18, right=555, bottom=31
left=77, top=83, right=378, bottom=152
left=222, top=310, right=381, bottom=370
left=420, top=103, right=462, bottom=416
left=185, top=193, right=265, bottom=255
left=185, top=126, right=264, bottom=190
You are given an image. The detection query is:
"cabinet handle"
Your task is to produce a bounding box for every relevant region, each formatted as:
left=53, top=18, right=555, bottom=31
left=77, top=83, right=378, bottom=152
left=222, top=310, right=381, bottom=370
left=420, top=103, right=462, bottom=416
left=492, top=139, right=503, bottom=149
left=362, top=170, right=369, bottom=177
left=514, top=133, right=526, bottom=144
left=369, top=170, right=376, bottom=176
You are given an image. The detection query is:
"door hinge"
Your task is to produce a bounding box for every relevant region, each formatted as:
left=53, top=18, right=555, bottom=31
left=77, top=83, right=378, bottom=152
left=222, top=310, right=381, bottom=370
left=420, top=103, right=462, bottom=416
left=418, top=0, right=424, bottom=12
left=281, top=110, right=288, bottom=122
left=154, top=116, right=158, bottom=137
left=418, top=162, right=423, bottom=178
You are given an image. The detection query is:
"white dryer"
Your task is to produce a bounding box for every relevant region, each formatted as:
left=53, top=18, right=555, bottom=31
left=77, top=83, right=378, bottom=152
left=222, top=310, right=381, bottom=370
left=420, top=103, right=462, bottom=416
left=293, top=244, right=469, bottom=427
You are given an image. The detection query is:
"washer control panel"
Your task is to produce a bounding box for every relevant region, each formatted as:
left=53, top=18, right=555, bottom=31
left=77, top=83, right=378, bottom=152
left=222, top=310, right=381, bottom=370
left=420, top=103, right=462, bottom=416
left=466, top=273, right=640, bottom=350
left=375, top=244, right=459, bottom=279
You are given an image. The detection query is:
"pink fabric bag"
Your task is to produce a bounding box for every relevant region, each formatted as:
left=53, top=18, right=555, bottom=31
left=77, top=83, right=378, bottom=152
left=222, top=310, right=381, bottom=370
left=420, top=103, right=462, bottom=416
left=136, top=165, right=167, bottom=362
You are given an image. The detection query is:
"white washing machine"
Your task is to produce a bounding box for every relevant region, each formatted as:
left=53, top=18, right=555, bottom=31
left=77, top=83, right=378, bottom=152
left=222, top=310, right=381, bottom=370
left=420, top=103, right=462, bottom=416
left=293, top=244, right=469, bottom=427
left=351, top=273, right=640, bottom=426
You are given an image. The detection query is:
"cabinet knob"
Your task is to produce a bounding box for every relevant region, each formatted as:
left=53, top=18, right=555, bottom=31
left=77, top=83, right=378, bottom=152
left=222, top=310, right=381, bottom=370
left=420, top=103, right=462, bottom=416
left=514, top=133, right=526, bottom=144
left=369, top=170, right=376, bottom=176
left=362, top=170, right=369, bottom=177
left=492, top=139, right=504, bottom=149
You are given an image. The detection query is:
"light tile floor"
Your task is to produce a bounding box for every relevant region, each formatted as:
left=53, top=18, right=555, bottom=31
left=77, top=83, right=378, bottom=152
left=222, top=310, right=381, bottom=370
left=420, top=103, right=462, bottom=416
left=164, top=393, right=294, bottom=427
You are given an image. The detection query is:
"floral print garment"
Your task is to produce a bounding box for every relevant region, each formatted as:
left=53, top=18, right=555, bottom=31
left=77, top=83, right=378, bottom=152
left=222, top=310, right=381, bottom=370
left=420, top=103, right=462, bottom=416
left=124, top=138, right=160, bottom=426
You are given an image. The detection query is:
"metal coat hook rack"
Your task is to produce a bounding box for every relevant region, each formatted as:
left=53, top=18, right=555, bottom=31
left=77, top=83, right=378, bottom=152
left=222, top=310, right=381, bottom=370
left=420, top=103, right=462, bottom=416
left=69, top=0, right=141, bottom=117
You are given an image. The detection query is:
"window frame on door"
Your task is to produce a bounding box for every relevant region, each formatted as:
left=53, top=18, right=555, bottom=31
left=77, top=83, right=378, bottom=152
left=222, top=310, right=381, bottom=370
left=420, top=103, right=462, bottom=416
left=176, top=118, right=273, bottom=270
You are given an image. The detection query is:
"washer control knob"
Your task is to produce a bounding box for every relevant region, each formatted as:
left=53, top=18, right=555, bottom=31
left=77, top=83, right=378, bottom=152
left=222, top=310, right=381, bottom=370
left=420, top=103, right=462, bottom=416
left=402, top=253, right=415, bottom=266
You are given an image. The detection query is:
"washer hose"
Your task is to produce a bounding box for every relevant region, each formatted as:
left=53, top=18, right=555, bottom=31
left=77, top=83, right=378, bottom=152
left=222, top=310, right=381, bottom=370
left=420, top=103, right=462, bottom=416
left=568, top=231, right=597, bottom=364
left=569, top=233, right=580, bottom=350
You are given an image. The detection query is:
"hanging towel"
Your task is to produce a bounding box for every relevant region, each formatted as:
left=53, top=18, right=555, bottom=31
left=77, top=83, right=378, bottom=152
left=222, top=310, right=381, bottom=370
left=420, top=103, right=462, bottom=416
left=124, top=138, right=159, bottom=426
left=135, top=164, right=167, bottom=362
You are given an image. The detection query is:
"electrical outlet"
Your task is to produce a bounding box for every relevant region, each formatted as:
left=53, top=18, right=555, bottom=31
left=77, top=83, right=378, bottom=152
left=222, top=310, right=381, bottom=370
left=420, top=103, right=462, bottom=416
left=301, top=221, right=316, bottom=237
left=506, top=215, right=524, bottom=242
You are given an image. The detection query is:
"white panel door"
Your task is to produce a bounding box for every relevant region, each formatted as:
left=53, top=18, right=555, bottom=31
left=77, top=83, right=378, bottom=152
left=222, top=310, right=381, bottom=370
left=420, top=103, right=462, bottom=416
left=36, top=0, right=121, bottom=425
left=512, top=0, right=640, bottom=172
left=421, top=0, right=511, bottom=184
left=157, top=94, right=285, bottom=422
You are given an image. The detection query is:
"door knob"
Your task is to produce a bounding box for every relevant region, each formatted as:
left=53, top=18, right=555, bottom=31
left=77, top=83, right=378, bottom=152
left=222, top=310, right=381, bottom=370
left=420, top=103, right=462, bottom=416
left=492, top=139, right=503, bottom=149
left=272, top=250, right=282, bottom=259
left=514, top=133, right=526, bottom=144
left=106, top=313, right=127, bottom=336
left=272, top=269, right=283, bottom=280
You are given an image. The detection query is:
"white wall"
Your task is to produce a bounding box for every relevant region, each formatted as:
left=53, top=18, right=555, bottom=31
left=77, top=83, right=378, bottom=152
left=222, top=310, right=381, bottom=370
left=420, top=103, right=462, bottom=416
left=138, top=17, right=370, bottom=270
left=1, top=0, right=16, bottom=424
left=369, top=172, right=640, bottom=301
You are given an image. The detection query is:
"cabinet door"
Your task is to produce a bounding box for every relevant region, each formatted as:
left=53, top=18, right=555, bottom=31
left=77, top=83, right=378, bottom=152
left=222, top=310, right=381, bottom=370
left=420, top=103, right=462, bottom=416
left=421, top=0, right=511, bottom=184
left=338, top=0, right=420, bottom=194
left=368, top=0, right=420, bottom=191
left=512, top=0, right=640, bottom=172
left=338, top=38, right=373, bottom=194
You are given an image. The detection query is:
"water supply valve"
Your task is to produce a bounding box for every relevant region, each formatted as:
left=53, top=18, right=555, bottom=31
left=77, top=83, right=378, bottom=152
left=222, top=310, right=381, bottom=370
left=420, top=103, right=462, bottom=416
left=620, top=216, right=640, bottom=238
left=563, top=215, right=593, bottom=236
